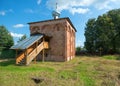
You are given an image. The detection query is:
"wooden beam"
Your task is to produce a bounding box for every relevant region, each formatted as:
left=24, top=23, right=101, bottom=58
left=34, top=57, right=36, bottom=64
left=43, top=37, right=45, bottom=42
left=42, top=37, right=45, bottom=62
left=34, top=41, right=38, bottom=64
left=36, top=41, right=38, bottom=53
left=42, top=49, right=45, bottom=62
left=25, top=49, right=28, bottom=65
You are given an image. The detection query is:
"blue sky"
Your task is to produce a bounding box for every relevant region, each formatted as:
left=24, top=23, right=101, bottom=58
left=0, top=0, right=120, bottom=46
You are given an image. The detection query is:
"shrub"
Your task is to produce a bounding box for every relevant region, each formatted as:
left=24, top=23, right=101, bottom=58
left=0, top=49, right=15, bottom=59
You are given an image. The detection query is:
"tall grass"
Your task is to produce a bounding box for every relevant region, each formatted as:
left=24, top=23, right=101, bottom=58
left=102, top=55, right=120, bottom=60
left=0, top=56, right=120, bottom=86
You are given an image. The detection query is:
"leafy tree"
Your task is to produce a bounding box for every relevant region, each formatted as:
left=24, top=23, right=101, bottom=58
left=95, top=14, right=114, bottom=53
left=0, top=25, right=14, bottom=50
left=84, top=8, right=120, bottom=54
left=107, top=9, right=120, bottom=52
left=76, top=46, right=81, bottom=52
left=17, top=34, right=27, bottom=43
left=84, top=18, right=96, bottom=53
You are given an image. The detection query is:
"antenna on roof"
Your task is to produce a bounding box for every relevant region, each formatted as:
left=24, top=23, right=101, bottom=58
left=52, top=2, right=60, bottom=19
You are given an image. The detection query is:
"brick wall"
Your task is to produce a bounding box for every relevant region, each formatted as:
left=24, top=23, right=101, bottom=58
left=29, top=19, right=75, bottom=61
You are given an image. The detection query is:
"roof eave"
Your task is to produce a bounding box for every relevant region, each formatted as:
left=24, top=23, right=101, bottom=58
left=28, top=17, right=77, bottom=32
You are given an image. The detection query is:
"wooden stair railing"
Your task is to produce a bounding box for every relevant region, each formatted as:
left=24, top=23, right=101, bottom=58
left=16, top=41, right=48, bottom=65
left=26, top=42, right=49, bottom=65
left=16, top=52, right=25, bottom=64
left=16, top=45, right=35, bottom=64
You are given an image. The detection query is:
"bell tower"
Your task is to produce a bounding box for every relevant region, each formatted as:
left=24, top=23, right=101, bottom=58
left=52, top=3, right=60, bottom=19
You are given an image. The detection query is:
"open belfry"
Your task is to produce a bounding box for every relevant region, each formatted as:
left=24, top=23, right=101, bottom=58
left=11, top=5, right=76, bottom=65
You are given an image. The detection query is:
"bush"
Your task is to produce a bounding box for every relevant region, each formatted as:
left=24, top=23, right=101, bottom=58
left=0, top=49, right=15, bottom=59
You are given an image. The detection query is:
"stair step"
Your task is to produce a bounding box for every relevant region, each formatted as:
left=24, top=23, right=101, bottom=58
left=16, top=41, right=49, bottom=65
left=18, top=58, right=25, bottom=64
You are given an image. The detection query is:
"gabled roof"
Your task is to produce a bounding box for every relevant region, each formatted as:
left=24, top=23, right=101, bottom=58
left=28, top=17, right=77, bottom=32
left=11, top=34, right=43, bottom=50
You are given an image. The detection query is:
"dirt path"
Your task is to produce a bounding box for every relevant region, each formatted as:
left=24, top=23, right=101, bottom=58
left=0, top=59, right=13, bottom=62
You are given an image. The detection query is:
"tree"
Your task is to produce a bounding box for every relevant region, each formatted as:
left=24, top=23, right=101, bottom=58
left=95, top=14, right=114, bottom=53
left=107, top=9, right=120, bottom=52
left=0, top=25, right=14, bottom=50
left=17, top=34, right=27, bottom=43
left=84, top=18, right=96, bottom=53
left=84, top=8, right=120, bottom=54
left=76, top=46, right=81, bottom=52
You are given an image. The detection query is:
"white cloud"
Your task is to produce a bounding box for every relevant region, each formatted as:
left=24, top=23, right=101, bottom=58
left=10, top=32, right=24, bottom=38
left=0, top=9, right=13, bottom=16
left=46, top=0, right=94, bottom=14
left=70, top=8, right=89, bottom=15
left=37, top=0, right=41, bottom=5
left=46, top=0, right=120, bottom=14
left=92, top=0, right=120, bottom=10
left=94, top=0, right=118, bottom=10
left=0, top=11, right=6, bottom=16
left=24, top=9, right=34, bottom=13
left=13, top=24, right=25, bottom=28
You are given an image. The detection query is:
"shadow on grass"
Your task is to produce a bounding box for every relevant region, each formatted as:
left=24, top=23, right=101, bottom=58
left=0, top=59, right=15, bottom=66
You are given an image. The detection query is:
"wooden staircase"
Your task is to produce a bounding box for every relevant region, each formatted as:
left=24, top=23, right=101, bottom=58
left=16, top=41, right=49, bottom=65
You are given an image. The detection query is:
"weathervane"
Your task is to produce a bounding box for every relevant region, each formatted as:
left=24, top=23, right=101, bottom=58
left=52, top=2, right=60, bottom=19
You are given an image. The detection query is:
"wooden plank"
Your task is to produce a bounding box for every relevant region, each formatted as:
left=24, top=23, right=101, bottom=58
left=16, top=44, right=35, bottom=64
left=26, top=42, right=44, bottom=65
left=26, top=41, right=49, bottom=65
left=16, top=42, right=49, bottom=65
left=42, top=49, right=44, bottom=62
left=34, top=57, right=36, bottom=64
left=16, top=51, right=25, bottom=64
left=43, top=42, right=49, bottom=49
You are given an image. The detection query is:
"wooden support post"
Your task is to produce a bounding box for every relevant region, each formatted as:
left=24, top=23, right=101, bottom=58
left=36, top=41, right=38, bottom=53
left=43, top=37, right=45, bottom=42
left=34, top=57, right=36, bottom=64
left=42, top=49, right=45, bottom=62
left=34, top=41, right=38, bottom=64
left=42, top=37, right=45, bottom=62
left=25, top=49, right=28, bottom=65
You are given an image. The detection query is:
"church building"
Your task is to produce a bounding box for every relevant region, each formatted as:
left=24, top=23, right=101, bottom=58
left=11, top=7, right=76, bottom=65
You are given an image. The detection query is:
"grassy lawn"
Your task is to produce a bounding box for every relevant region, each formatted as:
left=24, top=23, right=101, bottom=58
left=0, top=56, right=120, bottom=86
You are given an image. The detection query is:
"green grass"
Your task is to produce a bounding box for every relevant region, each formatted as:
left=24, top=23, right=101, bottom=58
left=102, top=55, right=120, bottom=60
left=0, top=56, right=120, bottom=86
